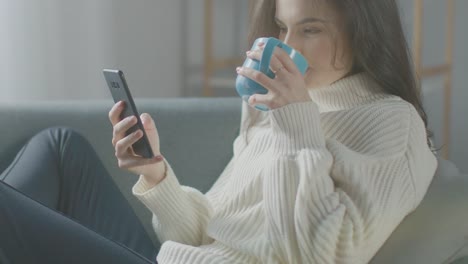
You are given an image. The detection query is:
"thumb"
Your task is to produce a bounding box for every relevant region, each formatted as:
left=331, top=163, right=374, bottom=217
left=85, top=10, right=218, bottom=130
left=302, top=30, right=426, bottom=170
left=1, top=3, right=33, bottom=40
left=140, top=113, right=156, bottom=131
left=140, top=113, right=160, bottom=154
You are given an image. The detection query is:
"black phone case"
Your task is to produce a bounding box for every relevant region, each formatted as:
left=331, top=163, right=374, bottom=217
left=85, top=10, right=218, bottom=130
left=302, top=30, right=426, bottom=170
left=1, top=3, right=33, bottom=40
left=103, top=69, right=154, bottom=159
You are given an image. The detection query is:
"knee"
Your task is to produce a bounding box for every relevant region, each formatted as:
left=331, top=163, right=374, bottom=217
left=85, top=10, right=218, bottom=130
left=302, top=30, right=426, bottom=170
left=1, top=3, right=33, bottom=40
left=34, top=127, right=92, bottom=151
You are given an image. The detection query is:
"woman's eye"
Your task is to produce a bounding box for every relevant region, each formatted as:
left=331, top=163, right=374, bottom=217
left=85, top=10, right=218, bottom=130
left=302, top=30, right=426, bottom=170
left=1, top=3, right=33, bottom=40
left=304, top=28, right=320, bottom=34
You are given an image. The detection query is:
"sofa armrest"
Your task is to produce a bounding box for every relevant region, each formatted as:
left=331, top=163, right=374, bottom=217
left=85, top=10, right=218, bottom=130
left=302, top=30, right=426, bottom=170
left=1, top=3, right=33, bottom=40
left=370, top=158, right=468, bottom=264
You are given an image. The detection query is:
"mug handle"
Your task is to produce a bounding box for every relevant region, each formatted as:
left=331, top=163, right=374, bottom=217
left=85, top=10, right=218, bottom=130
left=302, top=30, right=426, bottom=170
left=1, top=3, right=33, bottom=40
left=259, top=38, right=282, bottom=74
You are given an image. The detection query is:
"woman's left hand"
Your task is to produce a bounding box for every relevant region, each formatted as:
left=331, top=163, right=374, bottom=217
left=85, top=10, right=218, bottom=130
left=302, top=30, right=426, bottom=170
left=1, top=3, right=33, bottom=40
left=237, top=42, right=312, bottom=110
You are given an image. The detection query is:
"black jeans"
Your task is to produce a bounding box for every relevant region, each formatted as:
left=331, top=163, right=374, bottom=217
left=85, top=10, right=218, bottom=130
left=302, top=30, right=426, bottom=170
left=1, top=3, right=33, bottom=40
left=0, top=127, right=158, bottom=264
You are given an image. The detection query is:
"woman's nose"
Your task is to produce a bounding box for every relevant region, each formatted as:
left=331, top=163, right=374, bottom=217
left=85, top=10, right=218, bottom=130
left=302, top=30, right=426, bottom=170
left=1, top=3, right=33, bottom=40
left=283, top=34, right=302, bottom=54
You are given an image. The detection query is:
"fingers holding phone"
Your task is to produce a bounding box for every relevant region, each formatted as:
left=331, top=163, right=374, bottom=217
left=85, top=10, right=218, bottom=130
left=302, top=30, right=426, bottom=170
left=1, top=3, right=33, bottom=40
left=108, top=103, right=162, bottom=179
left=105, top=69, right=167, bottom=184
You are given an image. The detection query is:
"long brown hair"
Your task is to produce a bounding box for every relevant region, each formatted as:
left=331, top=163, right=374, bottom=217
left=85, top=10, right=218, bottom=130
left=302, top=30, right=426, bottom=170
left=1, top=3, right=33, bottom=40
left=248, top=0, right=433, bottom=147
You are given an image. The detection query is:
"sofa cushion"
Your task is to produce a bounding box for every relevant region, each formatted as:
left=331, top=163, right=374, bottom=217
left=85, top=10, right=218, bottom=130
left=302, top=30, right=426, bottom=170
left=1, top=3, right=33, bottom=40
left=370, top=158, right=468, bottom=264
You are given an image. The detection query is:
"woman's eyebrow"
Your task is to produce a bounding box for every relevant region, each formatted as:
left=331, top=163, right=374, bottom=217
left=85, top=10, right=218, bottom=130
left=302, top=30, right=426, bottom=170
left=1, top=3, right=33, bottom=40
left=274, top=17, right=326, bottom=25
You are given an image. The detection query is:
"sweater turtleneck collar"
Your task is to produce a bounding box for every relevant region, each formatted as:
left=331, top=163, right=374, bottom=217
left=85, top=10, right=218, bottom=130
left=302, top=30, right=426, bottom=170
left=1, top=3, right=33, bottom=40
left=241, top=72, right=395, bottom=131
left=308, top=73, right=392, bottom=112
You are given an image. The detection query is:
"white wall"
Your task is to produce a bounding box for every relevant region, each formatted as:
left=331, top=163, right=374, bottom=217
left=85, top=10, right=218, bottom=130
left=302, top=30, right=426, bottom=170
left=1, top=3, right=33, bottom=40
left=0, top=0, right=183, bottom=100
left=398, top=0, right=468, bottom=172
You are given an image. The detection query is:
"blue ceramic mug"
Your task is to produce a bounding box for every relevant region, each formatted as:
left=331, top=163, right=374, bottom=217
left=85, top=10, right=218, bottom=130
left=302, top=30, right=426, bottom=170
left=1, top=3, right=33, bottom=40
left=235, top=37, right=309, bottom=111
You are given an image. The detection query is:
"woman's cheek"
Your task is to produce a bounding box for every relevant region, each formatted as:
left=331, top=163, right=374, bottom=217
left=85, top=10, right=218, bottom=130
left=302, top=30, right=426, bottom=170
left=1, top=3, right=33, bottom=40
left=304, top=37, right=335, bottom=72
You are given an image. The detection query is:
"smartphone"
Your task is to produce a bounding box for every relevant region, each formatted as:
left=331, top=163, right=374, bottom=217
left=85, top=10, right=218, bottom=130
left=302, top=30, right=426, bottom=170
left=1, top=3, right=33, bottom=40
left=103, top=69, right=154, bottom=159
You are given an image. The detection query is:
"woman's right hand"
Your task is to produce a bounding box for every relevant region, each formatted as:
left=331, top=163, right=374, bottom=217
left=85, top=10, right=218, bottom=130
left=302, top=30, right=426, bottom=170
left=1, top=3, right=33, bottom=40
left=108, top=101, right=166, bottom=185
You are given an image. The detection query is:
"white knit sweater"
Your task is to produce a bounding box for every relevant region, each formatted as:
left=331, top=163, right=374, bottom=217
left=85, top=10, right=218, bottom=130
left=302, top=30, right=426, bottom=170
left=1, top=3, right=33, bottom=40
left=133, top=73, right=437, bottom=264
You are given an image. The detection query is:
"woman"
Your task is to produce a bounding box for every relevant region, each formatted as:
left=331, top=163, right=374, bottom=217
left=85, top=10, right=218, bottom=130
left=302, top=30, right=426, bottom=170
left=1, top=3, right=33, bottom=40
left=0, top=0, right=437, bottom=263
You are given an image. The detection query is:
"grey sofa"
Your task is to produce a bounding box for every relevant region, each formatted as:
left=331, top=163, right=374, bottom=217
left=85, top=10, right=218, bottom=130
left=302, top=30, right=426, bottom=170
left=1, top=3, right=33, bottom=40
left=1, top=98, right=467, bottom=264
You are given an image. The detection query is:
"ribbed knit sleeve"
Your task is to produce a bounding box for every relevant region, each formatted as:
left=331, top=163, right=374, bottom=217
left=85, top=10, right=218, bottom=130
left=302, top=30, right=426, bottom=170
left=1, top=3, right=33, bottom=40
left=263, top=101, right=437, bottom=264
left=132, top=137, right=242, bottom=247
left=132, top=160, right=214, bottom=246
